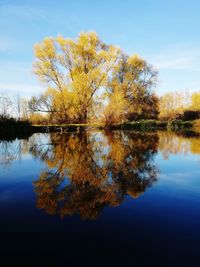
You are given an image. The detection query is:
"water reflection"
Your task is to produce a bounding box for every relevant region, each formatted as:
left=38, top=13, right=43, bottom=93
left=158, top=131, right=200, bottom=159
left=0, top=139, right=30, bottom=168
left=0, top=130, right=199, bottom=220
left=31, top=131, right=159, bottom=219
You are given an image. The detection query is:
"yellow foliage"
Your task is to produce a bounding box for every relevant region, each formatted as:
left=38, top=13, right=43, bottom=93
left=191, top=92, right=200, bottom=110
left=32, top=32, right=158, bottom=124
left=103, top=89, right=127, bottom=125
left=159, top=90, right=191, bottom=120
left=29, top=113, right=48, bottom=125
left=32, top=131, right=158, bottom=219
left=33, top=32, right=120, bottom=123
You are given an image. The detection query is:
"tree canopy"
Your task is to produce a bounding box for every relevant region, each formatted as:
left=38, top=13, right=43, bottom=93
left=30, top=31, right=158, bottom=124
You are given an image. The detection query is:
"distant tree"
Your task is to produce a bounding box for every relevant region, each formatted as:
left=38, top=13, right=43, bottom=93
left=29, top=113, right=48, bottom=125
left=159, top=90, right=190, bottom=120
left=13, top=94, right=22, bottom=120
left=191, top=92, right=200, bottom=110
left=21, top=98, right=30, bottom=120
left=0, top=93, right=13, bottom=118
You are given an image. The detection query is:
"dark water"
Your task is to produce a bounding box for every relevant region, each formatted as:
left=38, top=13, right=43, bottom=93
left=0, top=130, right=200, bottom=266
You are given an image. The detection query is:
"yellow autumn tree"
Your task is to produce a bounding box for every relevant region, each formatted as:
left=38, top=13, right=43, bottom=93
left=191, top=92, right=200, bottom=110
left=31, top=31, right=158, bottom=125
left=31, top=32, right=120, bottom=123
left=103, top=53, right=158, bottom=124
left=159, top=90, right=190, bottom=120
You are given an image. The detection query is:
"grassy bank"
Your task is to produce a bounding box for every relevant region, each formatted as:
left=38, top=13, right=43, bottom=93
left=108, top=119, right=198, bottom=131
left=1, top=118, right=199, bottom=137
left=31, top=120, right=199, bottom=132
left=31, top=123, right=103, bottom=133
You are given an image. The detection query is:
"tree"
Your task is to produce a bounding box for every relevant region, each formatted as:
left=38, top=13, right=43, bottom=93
left=159, top=90, right=190, bottom=120
left=13, top=94, right=22, bottom=120
left=32, top=32, right=120, bottom=123
left=0, top=93, right=13, bottom=118
left=20, top=98, right=30, bottom=120
left=32, top=31, right=159, bottom=124
left=103, top=89, right=127, bottom=126
left=104, top=53, right=158, bottom=123
left=191, top=92, right=200, bottom=110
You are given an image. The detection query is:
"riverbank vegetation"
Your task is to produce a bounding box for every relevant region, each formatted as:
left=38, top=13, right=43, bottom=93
left=0, top=116, right=31, bottom=140
left=1, top=32, right=200, bottom=132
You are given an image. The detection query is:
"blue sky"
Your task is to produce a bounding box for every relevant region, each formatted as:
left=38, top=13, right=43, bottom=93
left=1, top=0, right=200, bottom=97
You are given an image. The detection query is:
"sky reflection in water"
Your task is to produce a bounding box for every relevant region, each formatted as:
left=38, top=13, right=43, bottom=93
left=0, top=130, right=199, bottom=266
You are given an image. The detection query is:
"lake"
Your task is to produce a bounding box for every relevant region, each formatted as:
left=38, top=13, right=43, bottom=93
left=0, top=130, right=200, bottom=266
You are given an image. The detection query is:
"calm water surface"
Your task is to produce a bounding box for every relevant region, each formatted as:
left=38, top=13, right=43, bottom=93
left=0, top=130, right=200, bottom=266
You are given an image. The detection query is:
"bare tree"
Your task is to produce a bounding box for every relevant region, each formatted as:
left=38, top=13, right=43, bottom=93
left=0, top=93, right=13, bottom=118
left=21, top=98, right=30, bottom=120
left=13, top=94, right=21, bottom=120
left=13, top=95, right=31, bottom=120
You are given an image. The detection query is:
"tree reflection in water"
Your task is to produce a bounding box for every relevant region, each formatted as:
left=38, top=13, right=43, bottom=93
left=31, top=131, right=159, bottom=220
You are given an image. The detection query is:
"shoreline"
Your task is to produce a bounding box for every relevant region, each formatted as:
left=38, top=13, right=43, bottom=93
left=0, top=120, right=199, bottom=139
left=31, top=119, right=199, bottom=132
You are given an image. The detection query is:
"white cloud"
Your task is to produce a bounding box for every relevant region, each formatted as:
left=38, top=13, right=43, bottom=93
left=0, top=60, right=43, bottom=97
left=0, top=3, right=46, bottom=20
left=153, top=56, right=194, bottom=70
left=0, top=2, right=80, bottom=34
left=148, top=44, right=200, bottom=72
left=0, top=82, right=43, bottom=97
